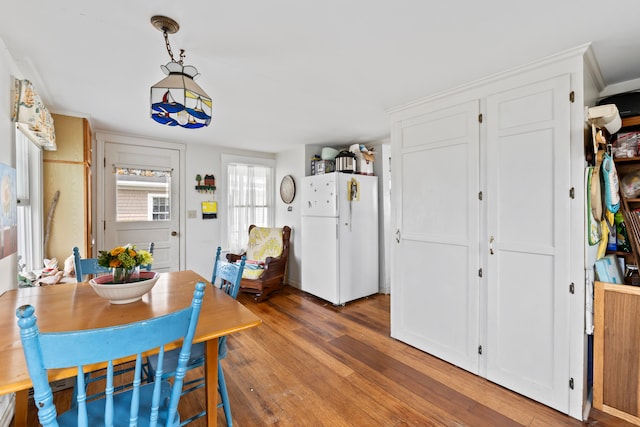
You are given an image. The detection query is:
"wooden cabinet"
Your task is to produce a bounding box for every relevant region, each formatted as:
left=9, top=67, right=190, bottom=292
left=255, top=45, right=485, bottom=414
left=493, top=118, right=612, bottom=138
left=43, top=114, right=92, bottom=262
left=592, top=117, right=640, bottom=425
left=594, top=281, right=640, bottom=425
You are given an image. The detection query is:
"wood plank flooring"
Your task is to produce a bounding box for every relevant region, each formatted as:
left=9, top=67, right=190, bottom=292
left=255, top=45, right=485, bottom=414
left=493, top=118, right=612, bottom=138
left=19, top=285, right=634, bottom=426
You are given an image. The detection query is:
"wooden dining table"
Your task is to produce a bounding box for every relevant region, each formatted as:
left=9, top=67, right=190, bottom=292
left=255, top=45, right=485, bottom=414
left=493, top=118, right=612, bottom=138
left=0, top=269, right=261, bottom=426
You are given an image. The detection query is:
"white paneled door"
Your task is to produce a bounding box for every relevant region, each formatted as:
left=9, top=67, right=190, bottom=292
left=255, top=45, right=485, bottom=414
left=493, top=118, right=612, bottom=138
left=103, top=142, right=180, bottom=272
left=391, top=99, right=481, bottom=374
left=485, top=75, right=571, bottom=413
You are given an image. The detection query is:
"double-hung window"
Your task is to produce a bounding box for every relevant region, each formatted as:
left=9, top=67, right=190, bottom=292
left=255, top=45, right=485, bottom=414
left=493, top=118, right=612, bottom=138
left=222, top=155, right=274, bottom=252
left=16, top=129, right=43, bottom=272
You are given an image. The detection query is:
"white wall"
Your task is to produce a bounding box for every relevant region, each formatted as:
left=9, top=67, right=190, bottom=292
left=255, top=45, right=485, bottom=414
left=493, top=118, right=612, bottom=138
left=184, top=142, right=276, bottom=280
left=374, top=142, right=391, bottom=294
left=0, top=36, right=19, bottom=427
left=275, top=146, right=305, bottom=288
left=0, top=39, right=19, bottom=295
left=184, top=143, right=225, bottom=280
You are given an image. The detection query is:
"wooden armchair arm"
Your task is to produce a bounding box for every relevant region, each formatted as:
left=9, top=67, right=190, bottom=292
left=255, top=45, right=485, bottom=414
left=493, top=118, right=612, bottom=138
left=226, top=252, right=246, bottom=263
left=260, top=255, right=287, bottom=281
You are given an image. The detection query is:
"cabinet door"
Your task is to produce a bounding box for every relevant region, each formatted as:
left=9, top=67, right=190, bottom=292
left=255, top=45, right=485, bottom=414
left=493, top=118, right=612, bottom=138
left=391, top=99, right=480, bottom=373
left=485, top=74, right=571, bottom=413
left=594, top=281, right=640, bottom=424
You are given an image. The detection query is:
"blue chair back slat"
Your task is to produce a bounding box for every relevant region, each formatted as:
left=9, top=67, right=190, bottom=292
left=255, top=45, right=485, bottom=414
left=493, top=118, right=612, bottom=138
left=73, top=246, right=110, bottom=282
left=146, top=242, right=155, bottom=272
left=17, top=281, right=206, bottom=427
left=213, top=247, right=246, bottom=299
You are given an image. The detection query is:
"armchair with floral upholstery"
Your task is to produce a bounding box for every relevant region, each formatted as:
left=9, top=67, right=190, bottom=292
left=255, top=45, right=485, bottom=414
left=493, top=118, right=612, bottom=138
left=227, top=225, right=292, bottom=301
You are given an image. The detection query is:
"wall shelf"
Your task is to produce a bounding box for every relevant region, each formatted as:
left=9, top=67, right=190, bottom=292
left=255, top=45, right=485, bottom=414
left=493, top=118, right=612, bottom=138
left=195, top=185, right=216, bottom=193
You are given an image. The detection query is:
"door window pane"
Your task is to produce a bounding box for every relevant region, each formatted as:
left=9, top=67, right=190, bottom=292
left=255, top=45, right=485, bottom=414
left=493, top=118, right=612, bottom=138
left=115, top=167, right=171, bottom=222
left=148, top=194, right=170, bottom=220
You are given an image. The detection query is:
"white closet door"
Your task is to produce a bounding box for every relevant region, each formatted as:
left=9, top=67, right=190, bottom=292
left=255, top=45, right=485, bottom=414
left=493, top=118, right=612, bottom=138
left=485, top=75, right=571, bottom=412
left=391, top=100, right=480, bottom=373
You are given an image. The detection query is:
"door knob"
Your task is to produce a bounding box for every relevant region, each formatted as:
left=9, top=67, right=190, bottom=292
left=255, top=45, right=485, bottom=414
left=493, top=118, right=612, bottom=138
left=171, top=231, right=178, bottom=236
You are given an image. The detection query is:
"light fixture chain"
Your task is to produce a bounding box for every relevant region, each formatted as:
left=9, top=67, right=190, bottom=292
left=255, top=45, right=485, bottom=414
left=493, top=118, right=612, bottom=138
left=163, top=30, right=182, bottom=64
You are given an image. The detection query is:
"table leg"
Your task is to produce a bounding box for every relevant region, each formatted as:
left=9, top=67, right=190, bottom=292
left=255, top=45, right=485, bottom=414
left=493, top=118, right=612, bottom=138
left=14, top=389, right=28, bottom=427
left=205, top=338, right=219, bottom=426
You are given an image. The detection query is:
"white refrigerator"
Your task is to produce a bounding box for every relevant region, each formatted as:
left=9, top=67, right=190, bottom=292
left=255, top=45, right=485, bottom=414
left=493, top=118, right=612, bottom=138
left=301, top=173, right=379, bottom=305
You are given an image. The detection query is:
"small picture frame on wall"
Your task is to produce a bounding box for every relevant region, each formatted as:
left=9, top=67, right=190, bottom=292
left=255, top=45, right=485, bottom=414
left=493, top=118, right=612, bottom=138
left=0, top=163, right=17, bottom=259
left=202, top=201, right=217, bottom=219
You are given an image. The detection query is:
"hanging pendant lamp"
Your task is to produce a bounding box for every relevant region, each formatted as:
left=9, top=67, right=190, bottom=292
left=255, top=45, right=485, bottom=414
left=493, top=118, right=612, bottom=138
left=150, top=15, right=212, bottom=129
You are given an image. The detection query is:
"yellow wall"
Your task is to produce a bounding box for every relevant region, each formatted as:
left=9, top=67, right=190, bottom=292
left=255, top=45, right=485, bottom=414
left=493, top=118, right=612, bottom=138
left=43, top=114, right=90, bottom=264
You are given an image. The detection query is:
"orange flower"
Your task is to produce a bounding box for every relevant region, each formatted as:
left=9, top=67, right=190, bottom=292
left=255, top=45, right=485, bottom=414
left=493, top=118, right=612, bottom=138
left=111, top=247, right=125, bottom=256
left=98, top=244, right=153, bottom=270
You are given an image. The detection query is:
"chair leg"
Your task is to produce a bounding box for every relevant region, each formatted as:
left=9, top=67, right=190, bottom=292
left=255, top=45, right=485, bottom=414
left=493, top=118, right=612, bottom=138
left=255, top=283, right=283, bottom=302
left=218, top=360, right=233, bottom=427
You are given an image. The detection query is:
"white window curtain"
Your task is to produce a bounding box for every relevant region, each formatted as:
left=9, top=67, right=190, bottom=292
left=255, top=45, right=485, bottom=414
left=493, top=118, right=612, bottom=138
left=227, top=163, right=274, bottom=252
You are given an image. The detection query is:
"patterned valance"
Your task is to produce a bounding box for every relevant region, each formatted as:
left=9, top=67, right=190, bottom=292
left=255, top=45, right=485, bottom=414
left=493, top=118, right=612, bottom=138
left=11, top=78, right=56, bottom=150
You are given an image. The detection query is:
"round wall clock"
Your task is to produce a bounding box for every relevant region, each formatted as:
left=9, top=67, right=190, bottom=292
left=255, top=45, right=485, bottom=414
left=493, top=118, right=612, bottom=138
left=280, top=175, right=296, bottom=204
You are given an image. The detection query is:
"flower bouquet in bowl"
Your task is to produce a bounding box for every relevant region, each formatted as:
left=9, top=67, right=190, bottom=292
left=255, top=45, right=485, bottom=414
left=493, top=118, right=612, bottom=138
left=97, top=245, right=154, bottom=284
left=91, top=245, right=157, bottom=304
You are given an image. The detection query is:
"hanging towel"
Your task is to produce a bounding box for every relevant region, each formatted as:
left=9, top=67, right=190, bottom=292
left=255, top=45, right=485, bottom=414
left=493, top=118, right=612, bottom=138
left=591, top=151, right=604, bottom=222
left=602, top=152, right=620, bottom=213
left=586, top=167, right=601, bottom=245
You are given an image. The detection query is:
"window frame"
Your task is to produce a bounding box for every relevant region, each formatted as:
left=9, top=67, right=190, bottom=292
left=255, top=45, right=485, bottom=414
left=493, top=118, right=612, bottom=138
left=221, top=154, right=275, bottom=252
left=16, top=128, right=44, bottom=272
left=147, top=193, right=170, bottom=221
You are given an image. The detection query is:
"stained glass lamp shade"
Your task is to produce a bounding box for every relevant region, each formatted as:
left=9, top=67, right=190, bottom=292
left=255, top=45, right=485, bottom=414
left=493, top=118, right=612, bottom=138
left=150, top=61, right=212, bottom=129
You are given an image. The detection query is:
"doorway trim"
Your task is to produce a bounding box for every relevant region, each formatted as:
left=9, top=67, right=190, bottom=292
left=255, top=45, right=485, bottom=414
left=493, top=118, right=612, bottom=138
left=95, top=132, right=186, bottom=269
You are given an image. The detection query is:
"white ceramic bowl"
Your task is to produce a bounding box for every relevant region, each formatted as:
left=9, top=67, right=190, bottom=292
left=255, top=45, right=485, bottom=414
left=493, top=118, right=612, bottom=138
left=321, top=147, right=339, bottom=160
left=89, top=271, right=160, bottom=304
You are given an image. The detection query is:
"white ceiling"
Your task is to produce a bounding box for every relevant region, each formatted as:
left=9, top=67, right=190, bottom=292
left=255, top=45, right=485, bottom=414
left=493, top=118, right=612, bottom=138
left=2, top=1, right=640, bottom=153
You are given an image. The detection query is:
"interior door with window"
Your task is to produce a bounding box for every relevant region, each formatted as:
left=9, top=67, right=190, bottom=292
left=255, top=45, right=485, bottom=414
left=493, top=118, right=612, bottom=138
left=103, top=141, right=180, bottom=272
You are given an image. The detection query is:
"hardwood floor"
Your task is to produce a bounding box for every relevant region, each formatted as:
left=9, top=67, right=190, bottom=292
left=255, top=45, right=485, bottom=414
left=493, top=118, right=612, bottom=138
left=20, top=285, right=633, bottom=426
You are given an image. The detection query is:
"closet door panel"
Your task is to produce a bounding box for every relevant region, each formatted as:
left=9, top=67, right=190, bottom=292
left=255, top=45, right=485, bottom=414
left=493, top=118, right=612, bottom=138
left=402, top=144, right=470, bottom=238
left=391, top=100, right=480, bottom=373
left=398, top=240, right=472, bottom=356
left=485, top=74, right=571, bottom=413
left=493, top=251, right=555, bottom=385
left=498, top=129, right=555, bottom=248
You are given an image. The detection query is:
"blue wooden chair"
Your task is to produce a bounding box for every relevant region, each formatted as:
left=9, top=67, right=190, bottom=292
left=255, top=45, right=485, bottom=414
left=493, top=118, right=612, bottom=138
left=146, top=247, right=246, bottom=426
left=72, top=246, right=109, bottom=282
left=73, top=243, right=155, bottom=282
left=71, top=243, right=156, bottom=400
left=16, top=281, right=206, bottom=427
